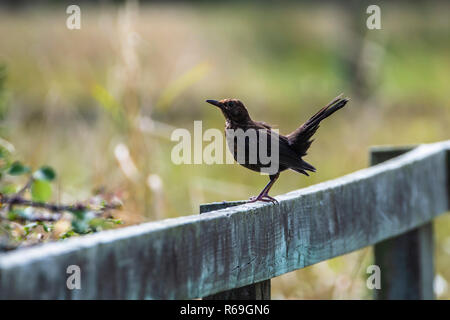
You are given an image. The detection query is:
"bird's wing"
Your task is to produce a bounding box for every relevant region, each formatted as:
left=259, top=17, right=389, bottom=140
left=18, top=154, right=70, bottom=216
left=261, top=129, right=312, bottom=174
left=254, top=121, right=272, bottom=129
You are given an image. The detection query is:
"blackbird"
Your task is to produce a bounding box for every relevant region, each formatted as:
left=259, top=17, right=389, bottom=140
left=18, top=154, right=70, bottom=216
left=206, top=94, right=349, bottom=203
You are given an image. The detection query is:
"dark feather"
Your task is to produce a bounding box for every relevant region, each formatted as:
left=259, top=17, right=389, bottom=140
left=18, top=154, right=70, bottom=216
left=287, top=95, right=349, bottom=157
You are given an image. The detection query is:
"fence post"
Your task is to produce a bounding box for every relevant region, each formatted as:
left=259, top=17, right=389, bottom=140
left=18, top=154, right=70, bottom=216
left=370, top=145, right=435, bottom=300
left=200, top=201, right=271, bottom=300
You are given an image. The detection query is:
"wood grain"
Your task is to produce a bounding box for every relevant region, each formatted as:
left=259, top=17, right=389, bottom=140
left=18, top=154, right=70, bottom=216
left=371, top=146, right=435, bottom=299
left=201, top=201, right=270, bottom=300
left=0, top=141, right=448, bottom=299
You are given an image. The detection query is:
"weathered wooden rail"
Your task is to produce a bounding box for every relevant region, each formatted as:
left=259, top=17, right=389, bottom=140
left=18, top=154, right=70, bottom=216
left=0, top=140, right=449, bottom=299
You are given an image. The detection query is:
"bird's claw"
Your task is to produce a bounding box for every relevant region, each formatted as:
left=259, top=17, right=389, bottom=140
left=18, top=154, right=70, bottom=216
left=248, top=195, right=279, bottom=204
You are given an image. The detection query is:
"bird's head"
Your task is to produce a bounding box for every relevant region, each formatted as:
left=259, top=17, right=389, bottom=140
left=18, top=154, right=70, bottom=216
left=206, top=98, right=251, bottom=124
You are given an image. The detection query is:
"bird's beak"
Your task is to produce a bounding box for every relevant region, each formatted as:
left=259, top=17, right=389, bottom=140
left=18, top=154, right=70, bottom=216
left=206, top=99, right=223, bottom=108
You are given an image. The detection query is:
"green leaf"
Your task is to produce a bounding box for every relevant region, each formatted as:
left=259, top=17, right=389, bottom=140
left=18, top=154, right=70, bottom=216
left=0, top=184, right=17, bottom=195
left=6, top=210, right=19, bottom=220
left=59, top=230, right=76, bottom=239
left=7, top=161, right=30, bottom=176
left=43, top=224, right=52, bottom=232
left=72, top=219, right=90, bottom=234
left=23, top=222, right=38, bottom=235
left=0, top=147, right=7, bottom=159
left=109, top=218, right=123, bottom=225
left=0, top=145, right=12, bottom=173
left=37, top=221, right=52, bottom=233
left=31, top=180, right=52, bottom=202
left=71, top=211, right=95, bottom=234
left=69, top=209, right=86, bottom=220
left=89, top=217, right=123, bottom=232
left=33, top=166, right=56, bottom=181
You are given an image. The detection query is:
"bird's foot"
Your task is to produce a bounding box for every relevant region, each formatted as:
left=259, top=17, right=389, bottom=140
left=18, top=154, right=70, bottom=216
left=248, top=194, right=279, bottom=204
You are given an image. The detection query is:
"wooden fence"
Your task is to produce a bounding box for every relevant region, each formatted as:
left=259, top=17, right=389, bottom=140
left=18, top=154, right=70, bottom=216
left=0, top=140, right=449, bottom=299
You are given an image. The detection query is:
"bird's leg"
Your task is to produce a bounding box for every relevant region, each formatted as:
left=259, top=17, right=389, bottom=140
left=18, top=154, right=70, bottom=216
left=249, top=173, right=280, bottom=203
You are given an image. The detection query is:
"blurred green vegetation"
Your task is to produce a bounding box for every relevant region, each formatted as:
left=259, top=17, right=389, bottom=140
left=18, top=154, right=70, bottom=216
left=0, top=2, right=449, bottom=299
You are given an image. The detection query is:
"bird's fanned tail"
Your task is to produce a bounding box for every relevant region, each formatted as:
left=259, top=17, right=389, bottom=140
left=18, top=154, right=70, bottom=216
left=287, top=94, right=349, bottom=174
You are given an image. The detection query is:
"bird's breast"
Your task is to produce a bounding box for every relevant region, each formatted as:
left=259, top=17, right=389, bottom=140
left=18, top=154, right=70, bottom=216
left=224, top=123, right=278, bottom=173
